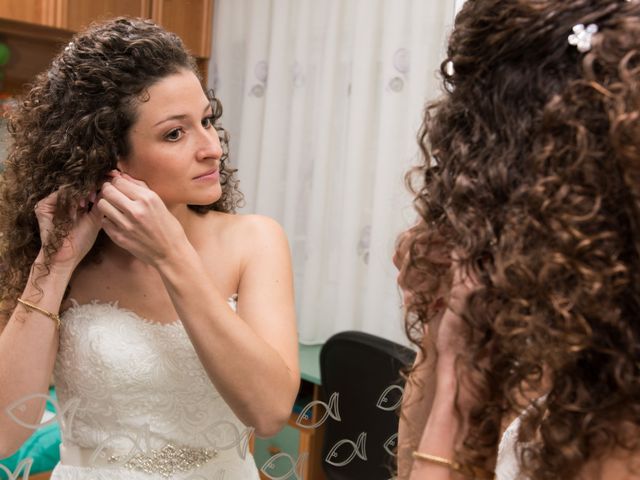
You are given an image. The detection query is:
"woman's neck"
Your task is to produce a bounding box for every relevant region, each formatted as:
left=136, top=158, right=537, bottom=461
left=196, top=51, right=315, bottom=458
left=167, top=203, right=205, bottom=240
left=102, top=240, right=155, bottom=273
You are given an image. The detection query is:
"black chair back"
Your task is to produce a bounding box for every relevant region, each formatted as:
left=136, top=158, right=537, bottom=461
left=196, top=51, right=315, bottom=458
left=319, top=331, right=416, bottom=480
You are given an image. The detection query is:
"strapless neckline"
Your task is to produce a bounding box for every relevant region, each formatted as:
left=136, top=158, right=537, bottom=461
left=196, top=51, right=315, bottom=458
left=52, top=291, right=259, bottom=479
left=64, top=294, right=239, bottom=328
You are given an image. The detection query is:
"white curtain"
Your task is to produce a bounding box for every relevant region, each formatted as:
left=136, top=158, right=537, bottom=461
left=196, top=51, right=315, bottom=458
left=455, top=0, right=467, bottom=15
left=210, top=0, right=459, bottom=345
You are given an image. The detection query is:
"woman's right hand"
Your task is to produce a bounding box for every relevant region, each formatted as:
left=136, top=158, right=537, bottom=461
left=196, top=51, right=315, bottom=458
left=34, top=190, right=103, bottom=270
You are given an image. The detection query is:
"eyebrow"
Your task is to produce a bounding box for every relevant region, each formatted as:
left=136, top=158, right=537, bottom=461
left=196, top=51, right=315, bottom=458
left=153, top=103, right=213, bottom=127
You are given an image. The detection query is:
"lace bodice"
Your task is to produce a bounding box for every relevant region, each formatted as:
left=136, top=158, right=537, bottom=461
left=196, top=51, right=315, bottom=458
left=49, top=297, right=259, bottom=479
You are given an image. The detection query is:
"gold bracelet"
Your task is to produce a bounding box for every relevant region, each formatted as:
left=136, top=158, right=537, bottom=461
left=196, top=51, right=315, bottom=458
left=17, top=298, right=61, bottom=329
left=412, top=451, right=494, bottom=479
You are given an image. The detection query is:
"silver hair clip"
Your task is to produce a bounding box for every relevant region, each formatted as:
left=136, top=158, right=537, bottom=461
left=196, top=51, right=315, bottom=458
left=568, top=23, right=598, bottom=53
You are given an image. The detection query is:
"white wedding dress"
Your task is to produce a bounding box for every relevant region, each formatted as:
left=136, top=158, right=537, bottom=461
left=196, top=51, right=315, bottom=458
left=48, top=296, right=260, bottom=479
left=495, top=414, right=523, bottom=480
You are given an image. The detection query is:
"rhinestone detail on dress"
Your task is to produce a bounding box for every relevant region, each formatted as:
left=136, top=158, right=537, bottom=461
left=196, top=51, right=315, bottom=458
left=108, top=443, right=218, bottom=478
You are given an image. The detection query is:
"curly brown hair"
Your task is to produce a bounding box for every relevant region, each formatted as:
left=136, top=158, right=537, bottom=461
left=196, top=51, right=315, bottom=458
left=0, top=17, right=242, bottom=320
left=403, top=0, right=640, bottom=478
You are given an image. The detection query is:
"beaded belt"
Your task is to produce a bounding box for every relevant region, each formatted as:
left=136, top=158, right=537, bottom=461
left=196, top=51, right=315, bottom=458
left=60, top=441, right=227, bottom=478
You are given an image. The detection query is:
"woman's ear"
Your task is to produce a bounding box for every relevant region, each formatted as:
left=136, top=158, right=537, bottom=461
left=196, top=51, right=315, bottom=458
left=115, top=157, right=125, bottom=173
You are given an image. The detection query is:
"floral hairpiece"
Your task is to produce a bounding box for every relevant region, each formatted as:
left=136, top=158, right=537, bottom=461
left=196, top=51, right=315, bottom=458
left=568, top=23, right=598, bottom=53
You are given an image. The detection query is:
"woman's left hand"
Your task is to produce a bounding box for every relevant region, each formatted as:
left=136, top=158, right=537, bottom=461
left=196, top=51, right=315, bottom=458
left=95, top=170, right=188, bottom=266
left=432, top=262, right=476, bottom=361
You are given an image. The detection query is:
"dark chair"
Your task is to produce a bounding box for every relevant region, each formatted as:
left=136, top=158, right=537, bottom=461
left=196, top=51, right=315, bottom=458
left=319, top=331, right=416, bottom=480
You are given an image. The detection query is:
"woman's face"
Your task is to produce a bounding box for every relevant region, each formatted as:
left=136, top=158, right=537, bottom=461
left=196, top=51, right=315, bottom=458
left=117, top=69, right=223, bottom=209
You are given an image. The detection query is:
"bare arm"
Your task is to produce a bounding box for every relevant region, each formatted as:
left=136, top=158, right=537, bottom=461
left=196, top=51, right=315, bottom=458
left=156, top=216, right=299, bottom=437
left=397, top=331, right=437, bottom=479
left=0, top=191, right=101, bottom=457
left=395, top=223, right=450, bottom=477
left=0, top=256, right=72, bottom=457
left=98, top=174, right=299, bottom=437
left=399, top=259, right=490, bottom=480
left=408, top=356, right=463, bottom=480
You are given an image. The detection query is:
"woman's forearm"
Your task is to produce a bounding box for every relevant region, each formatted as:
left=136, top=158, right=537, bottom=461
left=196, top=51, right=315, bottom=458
left=0, top=253, right=73, bottom=457
left=398, top=337, right=438, bottom=479
left=407, top=357, right=461, bottom=480
left=155, top=243, right=298, bottom=438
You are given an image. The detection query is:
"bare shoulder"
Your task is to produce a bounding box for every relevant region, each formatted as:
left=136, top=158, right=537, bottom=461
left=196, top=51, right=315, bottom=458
left=579, top=427, right=640, bottom=480
left=198, top=213, right=289, bottom=275
left=208, top=213, right=287, bottom=248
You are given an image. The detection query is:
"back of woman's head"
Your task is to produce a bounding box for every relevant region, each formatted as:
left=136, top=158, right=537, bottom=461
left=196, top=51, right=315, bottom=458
left=404, top=1, right=640, bottom=478
left=0, top=17, right=238, bottom=319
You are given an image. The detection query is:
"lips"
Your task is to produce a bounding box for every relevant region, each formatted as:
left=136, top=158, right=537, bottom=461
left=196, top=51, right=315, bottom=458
left=193, top=168, right=219, bottom=180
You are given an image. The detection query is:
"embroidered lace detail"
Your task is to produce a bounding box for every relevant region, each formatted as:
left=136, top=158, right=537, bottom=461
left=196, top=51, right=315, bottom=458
left=47, top=297, right=259, bottom=479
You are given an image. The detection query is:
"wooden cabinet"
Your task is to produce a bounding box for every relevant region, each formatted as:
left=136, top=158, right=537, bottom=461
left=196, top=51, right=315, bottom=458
left=0, top=0, right=57, bottom=26
left=151, top=0, right=212, bottom=58
left=52, top=0, right=214, bottom=58
left=0, top=17, right=72, bottom=94
left=56, top=0, right=150, bottom=31
left=0, top=0, right=214, bottom=94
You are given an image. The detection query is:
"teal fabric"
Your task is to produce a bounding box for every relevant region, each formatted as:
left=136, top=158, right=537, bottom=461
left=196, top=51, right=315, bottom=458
left=0, top=388, right=61, bottom=478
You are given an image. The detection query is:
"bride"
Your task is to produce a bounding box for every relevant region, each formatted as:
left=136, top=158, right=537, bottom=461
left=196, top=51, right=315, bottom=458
left=0, top=17, right=299, bottom=479
left=396, top=1, right=640, bottom=479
